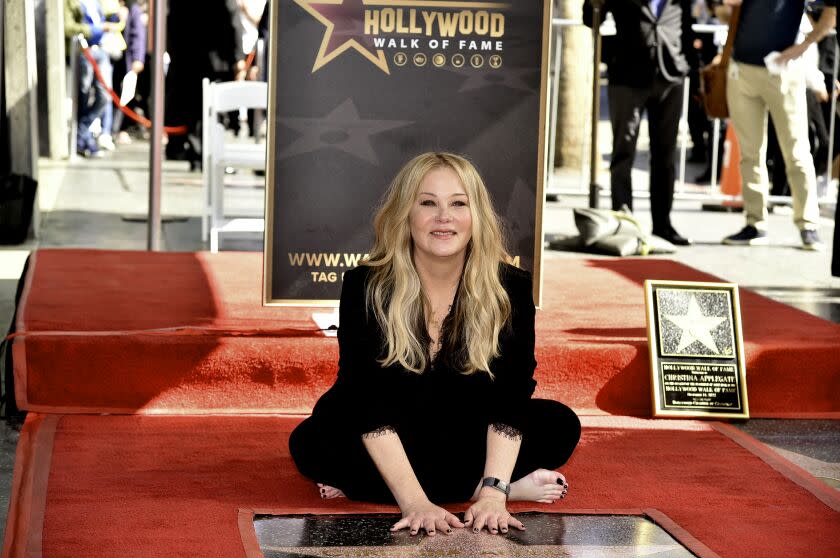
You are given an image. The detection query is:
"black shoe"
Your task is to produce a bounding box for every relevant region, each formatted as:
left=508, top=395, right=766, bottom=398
left=652, top=226, right=692, bottom=246
left=722, top=225, right=768, bottom=246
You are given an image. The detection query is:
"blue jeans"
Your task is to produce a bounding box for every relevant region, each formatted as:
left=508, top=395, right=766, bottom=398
left=77, top=47, right=112, bottom=151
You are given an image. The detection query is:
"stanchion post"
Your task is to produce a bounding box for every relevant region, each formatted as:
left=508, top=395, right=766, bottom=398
left=588, top=0, right=604, bottom=209
left=147, top=0, right=166, bottom=251
left=710, top=117, right=721, bottom=193
left=69, top=36, right=80, bottom=162
left=254, top=38, right=266, bottom=144
left=826, top=38, right=839, bottom=196
left=677, top=76, right=690, bottom=192
left=547, top=21, right=562, bottom=193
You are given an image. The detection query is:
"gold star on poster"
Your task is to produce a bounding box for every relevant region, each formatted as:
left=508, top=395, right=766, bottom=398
left=295, top=0, right=390, bottom=74
left=664, top=295, right=726, bottom=354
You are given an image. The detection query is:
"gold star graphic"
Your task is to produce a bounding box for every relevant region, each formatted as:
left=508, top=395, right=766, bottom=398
left=295, top=0, right=390, bottom=74
left=664, top=295, right=726, bottom=354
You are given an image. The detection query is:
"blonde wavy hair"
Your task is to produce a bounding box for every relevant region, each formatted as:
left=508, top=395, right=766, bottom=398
left=363, top=152, right=512, bottom=376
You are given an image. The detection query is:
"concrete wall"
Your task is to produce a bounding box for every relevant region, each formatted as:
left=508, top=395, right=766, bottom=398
left=35, top=0, right=68, bottom=160
left=35, top=0, right=50, bottom=156
left=4, top=0, right=40, bottom=179
left=0, top=0, right=7, bottom=177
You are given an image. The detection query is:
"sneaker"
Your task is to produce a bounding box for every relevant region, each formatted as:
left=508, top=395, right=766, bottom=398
left=722, top=225, right=769, bottom=246
left=800, top=229, right=825, bottom=252
left=98, top=134, right=116, bottom=151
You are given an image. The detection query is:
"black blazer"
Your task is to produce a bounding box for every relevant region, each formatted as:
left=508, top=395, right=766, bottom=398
left=583, top=0, right=696, bottom=87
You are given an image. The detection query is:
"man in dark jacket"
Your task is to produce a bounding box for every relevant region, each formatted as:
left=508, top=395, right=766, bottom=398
left=583, top=0, right=695, bottom=245
left=164, top=0, right=243, bottom=167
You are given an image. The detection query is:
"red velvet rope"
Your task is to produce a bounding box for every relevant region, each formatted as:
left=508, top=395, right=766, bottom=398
left=80, top=43, right=260, bottom=137
left=80, top=46, right=189, bottom=136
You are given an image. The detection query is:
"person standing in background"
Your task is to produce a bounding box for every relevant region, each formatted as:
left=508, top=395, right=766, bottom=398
left=111, top=0, right=147, bottom=145
left=230, top=0, right=266, bottom=136
left=64, top=0, right=119, bottom=157
left=718, top=0, right=836, bottom=250
left=164, top=0, right=243, bottom=169
left=583, top=0, right=697, bottom=246
left=237, top=0, right=266, bottom=67
left=97, top=0, right=126, bottom=152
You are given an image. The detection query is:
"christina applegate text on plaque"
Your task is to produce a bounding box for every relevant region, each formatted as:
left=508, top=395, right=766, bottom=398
left=644, top=280, right=749, bottom=419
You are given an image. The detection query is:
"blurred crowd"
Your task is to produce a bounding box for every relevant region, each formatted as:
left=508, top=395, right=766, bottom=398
left=65, top=0, right=839, bottom=260
left=588, top=0, right=837, bottom=252
left=685, top=0, right=839, bottom=193
left=64, top=0, right=268, bottom=161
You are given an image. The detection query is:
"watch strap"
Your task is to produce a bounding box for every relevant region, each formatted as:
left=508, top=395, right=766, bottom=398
left=481, top=476, right=511, bottom=497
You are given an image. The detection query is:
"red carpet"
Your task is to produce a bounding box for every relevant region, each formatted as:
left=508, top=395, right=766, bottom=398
left=10, top=249, right=840, bottom=417
left=3, top=414, right=838, bottom=558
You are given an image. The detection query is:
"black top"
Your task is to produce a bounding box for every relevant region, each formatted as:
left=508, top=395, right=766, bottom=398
left=582, top=0, right=696, bottom=87
left=733, top=0, right=805, bottom=65
left=310, top=263, right=537, bottom=438
left=734, top=0, right=837, bottom=65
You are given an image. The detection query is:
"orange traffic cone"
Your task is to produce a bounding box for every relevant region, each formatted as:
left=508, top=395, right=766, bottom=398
left=719, top=125, right=742, bottom=207
left=702, top=124, right=743, bottom=212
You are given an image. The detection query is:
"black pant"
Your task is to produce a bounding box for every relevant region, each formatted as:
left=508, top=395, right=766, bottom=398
left=608, top=78, right=683, bottom=232
left=289, top=399, right=581, bottom=504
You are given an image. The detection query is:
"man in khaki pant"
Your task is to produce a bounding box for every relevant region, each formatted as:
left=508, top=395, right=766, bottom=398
left=717, top=0, right=835, bottom=250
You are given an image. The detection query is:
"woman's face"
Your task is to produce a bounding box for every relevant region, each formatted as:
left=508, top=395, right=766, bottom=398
left=409, top=167, right=473, bottom=264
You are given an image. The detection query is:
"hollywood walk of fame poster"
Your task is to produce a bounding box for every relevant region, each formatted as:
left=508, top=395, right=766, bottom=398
left=644, top=280, right=749, bottom=419
left=262, top=0, right=552, bottom=304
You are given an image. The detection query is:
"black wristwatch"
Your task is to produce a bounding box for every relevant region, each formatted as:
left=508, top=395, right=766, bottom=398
left=481, top=476, right=511, bottom=498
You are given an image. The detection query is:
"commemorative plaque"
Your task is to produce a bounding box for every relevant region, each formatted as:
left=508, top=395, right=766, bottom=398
left=644, top=280, right=749, bottom=419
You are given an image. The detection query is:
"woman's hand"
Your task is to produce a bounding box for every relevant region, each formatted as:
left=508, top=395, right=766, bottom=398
left=391, top=498, right=464, bottom=536
left=464, top=491, right=525, bottom=535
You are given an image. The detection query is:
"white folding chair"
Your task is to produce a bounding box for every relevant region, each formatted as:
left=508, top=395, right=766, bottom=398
left=201, top=78, right=268, bottom=250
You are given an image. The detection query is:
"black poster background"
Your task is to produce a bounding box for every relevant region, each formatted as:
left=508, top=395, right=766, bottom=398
left=264, top=0, right=550, bottom=304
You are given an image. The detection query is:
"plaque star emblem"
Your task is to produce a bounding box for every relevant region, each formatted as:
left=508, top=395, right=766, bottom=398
left=278, top=99, right=412, bottom=164
left=295, top=0, right=390, bottom=74
left=663, top=295, right=726, bottom=354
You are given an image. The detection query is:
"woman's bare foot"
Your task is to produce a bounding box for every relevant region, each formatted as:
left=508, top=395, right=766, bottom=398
left=508, top=469, right=568, bottom=504
left=316, top=482, right=346, bottom=499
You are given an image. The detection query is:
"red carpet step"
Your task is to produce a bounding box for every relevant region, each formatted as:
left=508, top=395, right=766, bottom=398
left=3, top=414, right=839, bottom=557
left=9, top=249, right=840, bottom=417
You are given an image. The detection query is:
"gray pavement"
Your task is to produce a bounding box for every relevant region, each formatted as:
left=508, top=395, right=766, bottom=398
left=0, top=137, right=838, bottom=546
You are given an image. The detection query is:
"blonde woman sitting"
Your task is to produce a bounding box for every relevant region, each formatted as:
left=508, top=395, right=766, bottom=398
left=290, top=152, right=580, bottom=536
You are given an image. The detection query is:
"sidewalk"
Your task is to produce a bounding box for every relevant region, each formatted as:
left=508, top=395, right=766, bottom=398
left=0, top=139, right=838, bottom=545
